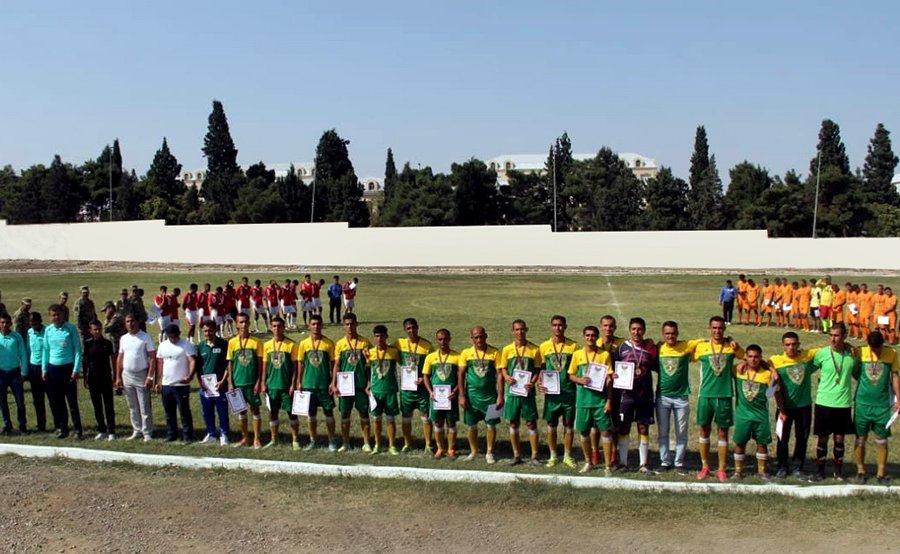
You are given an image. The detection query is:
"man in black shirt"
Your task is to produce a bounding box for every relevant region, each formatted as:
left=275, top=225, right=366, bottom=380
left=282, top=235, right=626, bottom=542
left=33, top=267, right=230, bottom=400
left=83, top=320, right=116, bottom=440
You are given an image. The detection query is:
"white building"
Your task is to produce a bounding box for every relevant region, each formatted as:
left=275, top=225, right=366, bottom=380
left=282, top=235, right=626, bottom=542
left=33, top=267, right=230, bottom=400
left=485, top=152, right=659, bottom=186
left=893, top=173, right=900, bottom=194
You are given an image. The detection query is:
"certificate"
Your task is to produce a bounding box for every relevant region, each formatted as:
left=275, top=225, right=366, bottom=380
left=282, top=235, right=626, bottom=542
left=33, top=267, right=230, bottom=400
left=291, top=391, right=311, bottom=416
left=886, top=409, right=899, bottom=431
left=510, top=370, right=531, bottom=397
left=848, top=303, right=858, bottom=315
left=368, top=393, right=378, bottom=412
left=775, top=418, right=784, bottom=440
left=783, top=303, right=792, bottom=311
left=540, top=371, right=560, bottom=395
left=226, top=389, right=247, bottom=414
left=400, top=365, right=418, bottom=392
left=485, top=403, right=503, bottom=420
left=337, top=372, right=356, bottom=397
left=433, top=385, right=452, bottom=410
left=613, top=361, right=635, bottom=390
left=877, top=315, right=890, bottom=325
left=584, top=363, right=608, bottom=392
left=200, top=374, right=219, bottom=397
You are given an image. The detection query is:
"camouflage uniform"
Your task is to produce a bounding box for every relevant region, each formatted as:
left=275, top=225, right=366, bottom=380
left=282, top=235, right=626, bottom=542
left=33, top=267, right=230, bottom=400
left=75, top=297, right=97, bottom=338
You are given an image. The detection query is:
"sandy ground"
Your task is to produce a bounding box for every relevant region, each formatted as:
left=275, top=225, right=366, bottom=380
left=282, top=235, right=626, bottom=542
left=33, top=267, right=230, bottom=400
left=0, top=456, right=892, bottom=553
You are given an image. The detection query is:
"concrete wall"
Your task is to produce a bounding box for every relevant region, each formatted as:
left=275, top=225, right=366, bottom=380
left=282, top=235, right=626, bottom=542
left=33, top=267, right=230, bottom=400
left=1, top=219, right=898, bottom=270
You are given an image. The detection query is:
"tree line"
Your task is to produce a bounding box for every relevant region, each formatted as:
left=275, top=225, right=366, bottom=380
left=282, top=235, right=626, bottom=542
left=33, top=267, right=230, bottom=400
left=0, top=100, right=897, bottom=237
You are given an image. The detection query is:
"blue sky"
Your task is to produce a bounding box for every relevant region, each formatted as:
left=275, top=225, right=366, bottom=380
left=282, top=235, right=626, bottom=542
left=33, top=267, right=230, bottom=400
left=2, top=1, right=898, bottom=184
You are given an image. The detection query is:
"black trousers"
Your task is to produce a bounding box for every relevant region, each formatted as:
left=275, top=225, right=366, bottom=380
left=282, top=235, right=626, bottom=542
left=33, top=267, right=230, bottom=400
left=88, top=377, right=115, bottom=434
left=45, top=363, right=82, bottom=435
left=776, top=405, right=812, bottom=471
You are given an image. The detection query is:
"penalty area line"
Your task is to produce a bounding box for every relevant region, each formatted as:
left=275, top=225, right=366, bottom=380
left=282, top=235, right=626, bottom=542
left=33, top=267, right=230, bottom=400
left=0, top=444, right=896, bottom=498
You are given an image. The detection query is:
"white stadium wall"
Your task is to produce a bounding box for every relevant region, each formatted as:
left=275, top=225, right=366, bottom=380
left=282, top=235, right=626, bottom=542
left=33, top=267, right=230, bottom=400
left=1, top=219, right=899, bottom=270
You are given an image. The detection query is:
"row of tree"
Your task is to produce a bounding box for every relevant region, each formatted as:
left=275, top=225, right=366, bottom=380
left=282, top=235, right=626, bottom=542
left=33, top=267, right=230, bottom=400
left=0, top=99, right=897, bottom=237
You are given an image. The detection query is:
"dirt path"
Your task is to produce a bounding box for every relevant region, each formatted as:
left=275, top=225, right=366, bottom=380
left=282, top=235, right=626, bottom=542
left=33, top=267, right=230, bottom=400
left=0, top=456, right=890, bottom=553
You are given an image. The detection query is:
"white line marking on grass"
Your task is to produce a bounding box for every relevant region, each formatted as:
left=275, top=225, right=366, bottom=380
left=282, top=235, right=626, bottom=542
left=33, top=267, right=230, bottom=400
left=605, top=277, right=624, bottom=321
left=1, top=444, right=895, bottom=498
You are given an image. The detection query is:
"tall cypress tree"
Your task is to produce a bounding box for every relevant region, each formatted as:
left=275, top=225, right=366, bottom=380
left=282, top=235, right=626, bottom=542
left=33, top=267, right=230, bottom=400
left=643, top=167, right=690, bottom=230
left=688, top=126, right=710, bottom=190
left=544, top=132, right=573, bottom=230
left=200, top=100, right=243, bottom=221
left=809, top=119, right=851, bottom=177
left=687, top=126, right=724, bottom=229
left=861, top=123, right=899, bottom=206
left=383, top=148, right=397, bottom=205
left=312, top=129, right=368, bottom=226
left=146, top=137, right=184, bottom=205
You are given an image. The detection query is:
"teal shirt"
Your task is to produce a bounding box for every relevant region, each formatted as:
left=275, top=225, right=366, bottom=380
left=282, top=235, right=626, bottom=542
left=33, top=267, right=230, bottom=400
left=41, top=322, right=82, bottom=374
left=27, top=327, right=45, bottom=366
left=197, top=338, right=228, bottom=379
left=0, top=331, right=27, bottom=375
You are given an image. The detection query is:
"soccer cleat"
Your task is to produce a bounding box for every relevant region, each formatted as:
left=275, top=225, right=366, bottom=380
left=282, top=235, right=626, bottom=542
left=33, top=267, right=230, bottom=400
left=126, top=431, right=141, bottom=441
left=832, top=472, right=845, bottom=482
left=604, top=467, right=613, bottom=477
left=433, top=449, right=445, bottom=459
left=562, top=456, right=577, bottom=469
left=775, top=468, right=788, bottom=479
left=401, top=444, right=411, bottom=453
left=791, top=469, right=807, bottom=479
left=337, top=444, right=349, bottom=453
left=579, top=462, right=592, bottom=474
left=220, top=435, right=230, bottom=446
left=328, top=441, right=338, bottom=452
left=590, top=451, right=601, bottom=467
left=252, top=441, right=262, bottom=450
left=464, top=452, right=478, bottom=462
left=510, top=457, right=523, bottom=466
left=303, top=442, right=317, bottom=451
left=262, top=441, right=276, bottom=450
left=731, top=472, right=743, bottom=481
left=361, top=443, right=372, bottom=453
left=485, top=452, right=496, bottom=464
left=853, top=474, right=866, bottom=485
left=423, top=445, right=433, bottom=455
left=447, top=450, right=457, bottom=459
left=107, top=434, right=115, bottom=441
left=94, top=433, right=105, bottom=441
left=758, top=472, right=771, bottom=481
left=200, top=434, right=217, bottom=444
left=639, top=465, right=655, bottom=475
left=292, top=440, right=301, bottom=451
left=697, top=467, right=711, bottom=480
left=233, top=438, right=249, bottom=448
left=716, top=469, right=728, bottom=483
left=388, top=446, right=400, bottom=456
left=529, top=458, right=542, bottom=467
left=676, top=466, right=690, bottom=476
left=810, top=472, right=825, bottom=482
left=371, top=445, right=382, bottom=455
left=546, top=457, right=559, bottom=468
left=877, top=476, right=891, bottom=486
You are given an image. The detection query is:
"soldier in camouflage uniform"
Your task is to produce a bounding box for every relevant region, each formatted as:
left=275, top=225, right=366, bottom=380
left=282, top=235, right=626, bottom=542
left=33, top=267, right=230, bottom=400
left=103, top=302, right=126, bottom=353
left=13, top=298, right=31, bottom=338
left=74, top=286, right=97, bottom=340
left=115, top=289, right=130, bottom=316
left=127, top=286, right=148, bottom=332
left=57, top=291, right=70, bottom=323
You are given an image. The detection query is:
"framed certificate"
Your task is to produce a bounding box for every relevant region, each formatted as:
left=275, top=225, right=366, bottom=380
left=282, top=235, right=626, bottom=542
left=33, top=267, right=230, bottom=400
left=613, top=361, right=635, bottom=390
left=226, top=389, right=248, bottom=414
left=337, top=372, right=356, bottom=397
left=291, top=391, right=311, bottom=416
left=584, top=363, right=608, bottom=392
left=540, top=370, right=560, bottom=395
left=878, top=315, right=890, bottom=325
left=510, top=369, right=531, bottom=397
left=400, top=365, right=418, bottom=391
left=433, top=385, right=452, bottom=410
left=200, top=374, right=219, bottom=397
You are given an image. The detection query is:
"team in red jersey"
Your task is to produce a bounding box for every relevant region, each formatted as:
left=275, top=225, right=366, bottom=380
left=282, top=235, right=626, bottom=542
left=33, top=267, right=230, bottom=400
left=281, top=278, right=298, bottom=329
left=182, top=283, right=201, bottom=343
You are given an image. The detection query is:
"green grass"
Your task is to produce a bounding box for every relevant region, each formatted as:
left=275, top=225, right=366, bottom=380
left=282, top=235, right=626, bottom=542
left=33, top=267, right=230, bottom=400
left=2, top=270, right=900, bottom=484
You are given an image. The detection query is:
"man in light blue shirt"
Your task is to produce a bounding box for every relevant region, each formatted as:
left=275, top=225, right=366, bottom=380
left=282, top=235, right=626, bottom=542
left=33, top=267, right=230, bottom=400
left=41, top=304, right=83, bottom=439
left=0, top=313, right=28, bottom=434
left=26, top=312, right=48, bottom=432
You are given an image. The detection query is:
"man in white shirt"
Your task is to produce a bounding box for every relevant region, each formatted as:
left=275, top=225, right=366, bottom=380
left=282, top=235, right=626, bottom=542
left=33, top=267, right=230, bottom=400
left=115, top=314, right=156, bottom=441
left=155, top=324, right=196, bottom=442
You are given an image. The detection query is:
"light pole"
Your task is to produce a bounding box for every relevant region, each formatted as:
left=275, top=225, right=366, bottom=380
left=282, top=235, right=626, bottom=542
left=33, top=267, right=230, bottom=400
left=310, top=166, right=316, bottom=223
left=812, top=150, right=821, bottom=238
left=108, top=144, right=113, bottom=221
left=552, top=145, right=558, bottom=232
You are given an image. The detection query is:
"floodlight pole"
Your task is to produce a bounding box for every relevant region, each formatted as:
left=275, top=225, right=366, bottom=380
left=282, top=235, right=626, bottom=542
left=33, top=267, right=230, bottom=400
left=552, top=146, right=558, bottom=232
left=812, top=150, right=821, bottom=238
left=310, top=177, right=316, bottom=223
left=108, top=145, right=113, bottom=221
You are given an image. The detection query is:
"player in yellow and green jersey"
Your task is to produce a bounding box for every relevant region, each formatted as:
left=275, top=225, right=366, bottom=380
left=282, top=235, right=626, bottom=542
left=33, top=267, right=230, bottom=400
left=852, top=331, right=900, bottom=485
left=538, top=315, right=579, bottom=469
left=226, top=313, right=264, bottom=449
left=498, top=319, right=543, bottom=465
left=655, top=321, right=703, bottom=474
left=811, top=322, right=857, bottom=481
left=732, top=345, right=783, bottom=480
left=458, top=326, right=503, bottom=464
left=259, top=317, right=299, bottom=449
left=392, top=318, right=434, bottom=453
left=694, top=315, right=744, bottom=482
left=367, top=325, right=401, bottom=455
left=331, top=312, right=371, bottom=452
left=768, top=332, right=819, bottom=478
left=568, top=325, right=614, bottom=474
left=297, top=314, right=336, bottom=451
left=598, top=315, right=625, bottom=465
left=423, top=329, right=461, bottom=459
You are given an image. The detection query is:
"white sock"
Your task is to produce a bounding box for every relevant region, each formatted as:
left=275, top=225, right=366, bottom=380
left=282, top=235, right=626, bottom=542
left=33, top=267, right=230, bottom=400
left=618, top=439, right=630, bottom=466
left=639, top=439, right=649, bottom=467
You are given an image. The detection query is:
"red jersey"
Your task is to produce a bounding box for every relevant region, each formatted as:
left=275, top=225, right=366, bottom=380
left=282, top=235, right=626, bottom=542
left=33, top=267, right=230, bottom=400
left=182, top=290, right=199, bottom=311
left=198, top=291, right=210, bottom=311
left=209, top=292, right=224, bottom=311
left=300, top=281, right=314, bottom=302
left=155, top=294, right=176, bottom=318
left=250, top=286, right=263, bottom=304
left=343, top=281, right=356, bottom=300
left=222, top=287, right=236, bottom=311
left=166, top=293, right=179, bottom=318
left=237, top=283, right=251, bottom=304
left=281, top=284, right=297, bottom=305
left=264, top=285, right=280, bottom=305
left=311, top=282, right=322, bottom=298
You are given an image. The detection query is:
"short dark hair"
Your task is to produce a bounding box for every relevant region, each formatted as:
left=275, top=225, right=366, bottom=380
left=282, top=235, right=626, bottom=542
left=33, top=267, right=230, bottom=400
left=709, top=316, right=726, bottom=325
left=271, top=316, right=285, bottom=325
left=662, top=320, right=678, bottom=330
left=0, top=313, right=11, bottom=324
left=746, top=344, right=763, bottom=355
left=342, top=313, right=357, bottom=323
left=551, top=315, right=567, bottom=325
left=583, top=325, right=600, bottom=336
left=402, top=318, right=418, bottom=328
left=309, top=314, right=323, bottom=323
left=373, top=325, right=388, bottom=335
left=629, top=317, right=646, bottom=329
left=781, top=331, right=799, bottom=342
left=868, top=330, right=885, bottom=348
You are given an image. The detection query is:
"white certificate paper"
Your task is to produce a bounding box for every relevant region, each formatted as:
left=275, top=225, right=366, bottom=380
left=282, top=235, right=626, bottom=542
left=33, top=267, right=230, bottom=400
left=485, top=403, right=503, bottom=420
left=368, top=392, right=378, bottom=412
left=400, top=365, right=418, bottom=392
left=510, top=370, right=532, bottom=397
left=613, top=361, right=635, bottom=390
left=878, top=315, right=890, bottom=325
left=540, top=370, right=560, bottom=395
left=337, top=372, right=356, bottom=397
left=201, top=374, right=219, bottom=397
left=585, top=363, right=608, bottom=392
left=433, top=385, right=452, bottom=410
left=226, top=389, right=247, bottom=414
left=291, top=391, right=311, bottom=416
left=886, top=409, right=899, bottom=431
left=775, top=418, right=784, bottom=440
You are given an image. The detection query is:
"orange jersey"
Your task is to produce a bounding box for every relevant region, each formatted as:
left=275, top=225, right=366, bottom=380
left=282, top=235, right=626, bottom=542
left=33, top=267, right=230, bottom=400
left=858, top=291, right=874, bottom=317
left=746, top=284, right=760, bottom=305
left=782, top=287, right=795, bottom=306
left=873, top=293, right=888, bottom=316
left=763, top=285, right=776, bottom=304
left=832, top=290, right=846, bottom=310
left=884, top=295, right=898, bottom=315
left=798, top=286, right=811, bottom=311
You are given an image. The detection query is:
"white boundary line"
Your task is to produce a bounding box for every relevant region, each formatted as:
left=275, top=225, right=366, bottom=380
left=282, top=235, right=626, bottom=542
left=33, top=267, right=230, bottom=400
left=604, top=276, right=624, bottom=321
left=2, top=443, right=897, bottom=498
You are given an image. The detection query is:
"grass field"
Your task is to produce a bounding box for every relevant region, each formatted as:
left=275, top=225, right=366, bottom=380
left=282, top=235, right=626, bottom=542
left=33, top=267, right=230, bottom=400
left=2, top=269, right=900, bottom=485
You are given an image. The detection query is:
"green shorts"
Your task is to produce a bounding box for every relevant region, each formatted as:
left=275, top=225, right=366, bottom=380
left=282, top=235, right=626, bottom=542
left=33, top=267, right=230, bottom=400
left=504, top=394, right=538, bottom=423
left=338, top=390, right=368, bottom=415
left=855, top=403, right=892, bottom=438
left=266, top=388, right=291, bottom=414
left=371, top=392, right=400, bottom=417
left=306, top=388, right=335, bottom=413
left=696, top=397, right=733, bottom=428
left=400, top=388, right=430, bottom=415
left=464, top=392, right=501, bottom=426
left=733, top=416, right=771, bottom=446
left=236, top=385, right=261, bottom=409
left=575, top=406, right=613, bottom=433
left=543, top=395, right=575, bottom=423
left=430, top=400, right=459, bottom=424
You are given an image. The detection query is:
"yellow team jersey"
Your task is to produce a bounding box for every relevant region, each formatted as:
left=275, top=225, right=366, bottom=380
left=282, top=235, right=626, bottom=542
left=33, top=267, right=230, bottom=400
left=539, top=338, right=579, bottom=369
left=497, top=341, right=543, bottom=372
